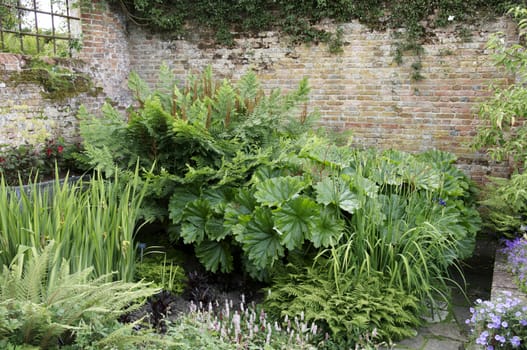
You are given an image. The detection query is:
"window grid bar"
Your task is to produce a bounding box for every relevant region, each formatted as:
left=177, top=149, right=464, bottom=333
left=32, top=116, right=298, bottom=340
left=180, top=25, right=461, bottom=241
left=0, top=1, right=81, bottom=56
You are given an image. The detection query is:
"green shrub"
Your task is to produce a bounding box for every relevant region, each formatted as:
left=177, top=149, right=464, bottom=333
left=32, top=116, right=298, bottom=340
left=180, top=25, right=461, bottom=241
left=78, top=66, right=480, bottom=345
left=472, top=6, right=527, bottom=237
left=0, top=241, right=159, bottom=349
left=78, top=65, right=317, bottom=273
left=265, top=264, right=419, bottom=347
left=0, top=138, right=80, bottom=185
left=259, top=148, right=480, bottom=345
left=480, top=173, right=527, bottom=236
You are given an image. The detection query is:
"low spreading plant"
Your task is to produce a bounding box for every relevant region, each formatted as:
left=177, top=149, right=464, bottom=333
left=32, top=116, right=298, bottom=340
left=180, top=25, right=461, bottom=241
left=466, top=291, right=527, bottom=349
left=502, top=236, right=527, bottom=293
left=135, top=255, right=187, bottom=295
left=265, top=264, right=416, bottom=347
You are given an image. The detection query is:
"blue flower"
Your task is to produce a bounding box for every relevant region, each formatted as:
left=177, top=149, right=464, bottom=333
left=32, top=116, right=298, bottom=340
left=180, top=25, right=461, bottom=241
left=476, top=331, right=489, bottom=345
left=511, top=336, right=521, bottom=347
left=495, top=334, right=506, bottom=344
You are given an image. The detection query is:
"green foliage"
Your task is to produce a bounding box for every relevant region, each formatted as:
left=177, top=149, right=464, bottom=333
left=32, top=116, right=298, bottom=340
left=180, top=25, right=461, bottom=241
left=0, top=32, right=78, bottom=57
left=472, top=6, right=527, bottom=238
left=135, top=257, right=186, bottom=294
left=78, top=65, right=480, bottom=345
left=256, top=148, right=480, bottom=344
left=473, top=6, right=527, bottom=170
left=0, top=241, right=159, bottom=349
left=480, top=173, right=527, bottom=236
left=79, top=65, right=317, bottom=274
left=265, top=264, right=420, bottom=346
left=0, top=138, right=80, bottom=185
left=0, top=167, right=147, bottom=281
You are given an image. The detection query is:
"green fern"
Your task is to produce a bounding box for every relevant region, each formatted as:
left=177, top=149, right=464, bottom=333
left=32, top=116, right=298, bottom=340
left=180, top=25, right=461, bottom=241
left=265, top=264, right=421, bottom=345
left=0, top=241, right=159, bottom=349
left=480, top=172, right=527, bottom=236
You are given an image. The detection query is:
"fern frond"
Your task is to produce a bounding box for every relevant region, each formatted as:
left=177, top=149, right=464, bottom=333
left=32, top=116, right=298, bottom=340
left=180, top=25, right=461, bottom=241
left=0, top=241, right=159, bottom=348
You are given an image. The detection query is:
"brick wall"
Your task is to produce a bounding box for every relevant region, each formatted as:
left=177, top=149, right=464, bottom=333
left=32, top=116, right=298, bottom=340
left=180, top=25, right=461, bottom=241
left=0, top=1, right=517, bottom=182
left=75, top=0, right=132, bottom=110
left=0, top=1, right=130, bottom=148
left=127, top=19, right=516, bottom=183
left=0, top=53, right=103, bottom=146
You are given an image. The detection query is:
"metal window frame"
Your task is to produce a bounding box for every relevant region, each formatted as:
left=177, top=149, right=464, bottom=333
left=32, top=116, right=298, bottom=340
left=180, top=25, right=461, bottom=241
left=0, top=1, right=81, bottom=57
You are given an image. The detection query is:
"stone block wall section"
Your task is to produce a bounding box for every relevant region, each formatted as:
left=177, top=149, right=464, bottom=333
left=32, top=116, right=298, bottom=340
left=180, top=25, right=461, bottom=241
left=127, top=20, right=516, bottom=183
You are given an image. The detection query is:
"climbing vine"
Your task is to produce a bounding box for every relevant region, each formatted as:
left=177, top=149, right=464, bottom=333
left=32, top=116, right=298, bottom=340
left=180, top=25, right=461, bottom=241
left=107, top=0, right=517, bottom=45
left=101, top=0, right=520, bottom=79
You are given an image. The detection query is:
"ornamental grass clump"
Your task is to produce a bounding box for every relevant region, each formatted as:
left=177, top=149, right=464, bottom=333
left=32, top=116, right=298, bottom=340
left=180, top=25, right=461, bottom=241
left=0, top=167, right=147, bottom=281
left=466, top=292, right=527, bottom=349
left=502, top=236, right=527, bottom=292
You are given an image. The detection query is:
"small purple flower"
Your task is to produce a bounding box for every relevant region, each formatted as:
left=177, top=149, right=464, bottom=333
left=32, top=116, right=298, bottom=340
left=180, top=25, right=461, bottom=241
left=476, top=331, right=489, bottom=345
left=495, top=334, right=506, bottom=343
left=438, top=198, right=447, bottom=206
left=511, top=336, right=521, bottom=347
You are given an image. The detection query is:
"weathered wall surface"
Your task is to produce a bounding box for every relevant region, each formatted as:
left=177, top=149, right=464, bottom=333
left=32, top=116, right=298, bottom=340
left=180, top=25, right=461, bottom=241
left=0, top=54, right=102, bottom=146
left=127, top=20, right=516, bottom=183
left=0, top=1, right=516, bottom=182
left=0, top=1, right=130, bottom=148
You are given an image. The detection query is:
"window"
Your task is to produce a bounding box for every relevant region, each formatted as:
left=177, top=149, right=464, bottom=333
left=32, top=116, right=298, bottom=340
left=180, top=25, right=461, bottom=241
left=0, top=0, right=81, bottom=57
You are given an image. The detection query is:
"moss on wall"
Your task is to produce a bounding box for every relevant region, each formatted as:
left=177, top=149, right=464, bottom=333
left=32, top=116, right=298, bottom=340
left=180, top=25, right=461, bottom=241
left=8, top=58, right=101, bottom=101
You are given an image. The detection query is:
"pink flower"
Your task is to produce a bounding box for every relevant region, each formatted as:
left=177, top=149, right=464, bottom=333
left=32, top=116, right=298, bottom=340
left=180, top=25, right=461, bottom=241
left=46, top=148, right=52, bottom=157
left=57, top=145, right=64, bottom=153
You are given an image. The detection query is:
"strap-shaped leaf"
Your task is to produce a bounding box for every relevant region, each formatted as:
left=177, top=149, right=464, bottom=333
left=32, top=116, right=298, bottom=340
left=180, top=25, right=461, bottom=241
left=273, top=196, right=318, bottom=250
left=314, top=177, right=361, bottom=214
left=241, top=207, right=284, bottom=269
left=254, top=176, right=305, bottom=207
left=195, top=240, right=233, bottom=273
left=309, top=206, right=345, bottom=248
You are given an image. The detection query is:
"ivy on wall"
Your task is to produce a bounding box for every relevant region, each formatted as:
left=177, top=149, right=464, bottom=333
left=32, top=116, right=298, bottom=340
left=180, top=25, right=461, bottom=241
left=101, top=0, right=522, bottom=80
left=109, top=0, right=519, bottom=46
